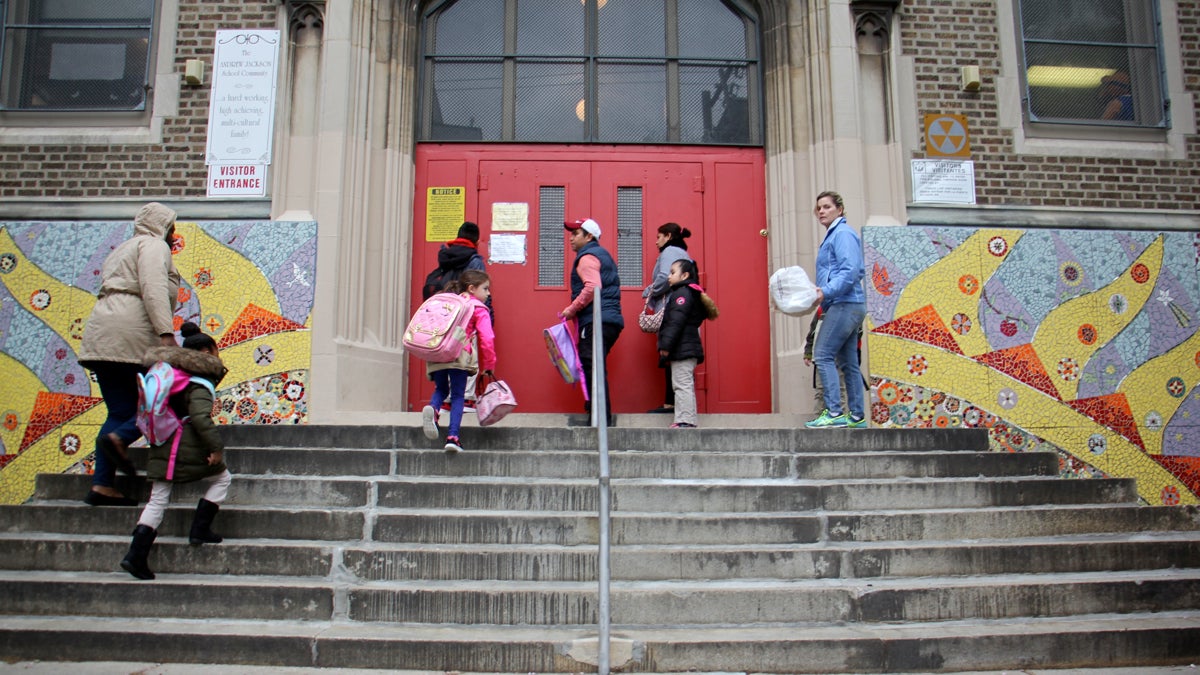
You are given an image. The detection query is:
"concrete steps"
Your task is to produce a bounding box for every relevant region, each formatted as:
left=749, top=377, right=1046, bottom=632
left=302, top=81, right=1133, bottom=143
left=0, top=425, right=1197, bottom=671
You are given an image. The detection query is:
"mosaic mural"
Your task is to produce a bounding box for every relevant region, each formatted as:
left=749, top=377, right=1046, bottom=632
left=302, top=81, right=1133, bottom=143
left=0, top=220, right=317, bottom=504
left=864, top=227, right=1200, bottom=506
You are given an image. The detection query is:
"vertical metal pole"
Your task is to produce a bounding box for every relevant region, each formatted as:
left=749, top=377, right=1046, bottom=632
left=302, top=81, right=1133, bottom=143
left=591, top=288, right=611, bottom=675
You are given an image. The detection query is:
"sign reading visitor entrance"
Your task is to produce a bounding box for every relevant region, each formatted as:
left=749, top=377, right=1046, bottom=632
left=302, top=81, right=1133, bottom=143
left=206, top=163, right=268, bottom=198
left=924, top=114, right=970, bottom=158
left=426, top=187, right=466, bottom=242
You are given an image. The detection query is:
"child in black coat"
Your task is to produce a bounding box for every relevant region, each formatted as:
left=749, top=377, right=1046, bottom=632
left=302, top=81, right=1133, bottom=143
left=656, top=259, right=718, bottom=428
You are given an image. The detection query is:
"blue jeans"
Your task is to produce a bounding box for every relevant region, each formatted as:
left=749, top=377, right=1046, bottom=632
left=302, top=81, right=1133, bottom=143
left=430, top=369, right=469, bottom=438
left=813, top=302, right=866, bottom=419
left=90, top=361, right=146, bottom=489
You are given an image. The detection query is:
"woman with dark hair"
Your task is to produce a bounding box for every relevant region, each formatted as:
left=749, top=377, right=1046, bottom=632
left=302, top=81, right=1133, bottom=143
left=642, top=222, right=693, bottom=414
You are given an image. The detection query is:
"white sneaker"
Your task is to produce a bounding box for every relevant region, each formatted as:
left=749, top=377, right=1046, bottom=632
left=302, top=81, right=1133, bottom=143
left=421, top=405, right=439, bottom=440
left=444, top=436, right=462, bottom=453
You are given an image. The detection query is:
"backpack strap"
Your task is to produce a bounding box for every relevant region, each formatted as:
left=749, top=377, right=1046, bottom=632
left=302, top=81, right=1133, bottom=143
left=164, top=377, right=217, bottom=482
left=188, top=376, right=216, bottom=398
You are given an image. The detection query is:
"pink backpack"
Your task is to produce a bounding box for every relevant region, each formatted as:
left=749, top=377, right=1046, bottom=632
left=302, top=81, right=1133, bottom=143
left=404, top=292, right=474, bottom=362
left=136, top=361, right=215, bottom=480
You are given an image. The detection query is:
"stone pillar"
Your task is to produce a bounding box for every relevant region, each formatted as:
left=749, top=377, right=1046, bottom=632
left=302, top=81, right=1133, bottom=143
left=274, top=0, right=422, bottom=423
left=760, top=0, right=904, bottom=414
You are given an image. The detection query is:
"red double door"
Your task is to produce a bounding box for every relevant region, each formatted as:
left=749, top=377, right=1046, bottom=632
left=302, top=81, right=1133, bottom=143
left=408, top=144, right=770, bottom=414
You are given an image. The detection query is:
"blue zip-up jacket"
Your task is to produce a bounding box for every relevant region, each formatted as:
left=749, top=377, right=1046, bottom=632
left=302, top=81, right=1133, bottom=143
left=815, top=216, right=865, bottom=310
left=570, top=240, right=624, bottom=329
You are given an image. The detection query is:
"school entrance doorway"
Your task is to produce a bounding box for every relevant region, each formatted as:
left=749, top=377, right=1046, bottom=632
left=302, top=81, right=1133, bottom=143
left=408, top=144, right=770, bottom=415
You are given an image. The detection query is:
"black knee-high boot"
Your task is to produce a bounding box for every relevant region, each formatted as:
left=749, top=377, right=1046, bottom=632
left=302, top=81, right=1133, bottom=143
left=120, top=524, right=156, bottom=580
left=188, top=498, right=223, bottom=545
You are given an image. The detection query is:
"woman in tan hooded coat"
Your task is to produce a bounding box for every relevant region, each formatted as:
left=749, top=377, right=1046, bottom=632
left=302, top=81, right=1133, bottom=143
left=78, top=202, right=182, bottom=506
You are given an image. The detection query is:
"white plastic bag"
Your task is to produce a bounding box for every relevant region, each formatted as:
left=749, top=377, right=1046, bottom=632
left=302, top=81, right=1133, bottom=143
left=769, top=266, right=819, bottom=316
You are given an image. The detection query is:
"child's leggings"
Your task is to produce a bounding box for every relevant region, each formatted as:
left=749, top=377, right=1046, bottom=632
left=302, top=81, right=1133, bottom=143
left=137, top=469, right=232, bottom=530
left=430, top=369, right=469, bottom=438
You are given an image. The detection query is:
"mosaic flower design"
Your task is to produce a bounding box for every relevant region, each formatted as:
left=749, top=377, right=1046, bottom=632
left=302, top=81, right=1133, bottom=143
left=1167, top=377, right=1186, bottom=398
left=951, top=312, right=972, bottom=335
left=3, top=412, right=18, bottom=431
left=1144, top=411, right=1163, bottom=431
left=962, top=406, right=983, bottom=427
left=1108, top=294, right=1127, bottom=314
left=1087, top=434, right=1107, bottom=455
left=1162, top=485, right=1181, bottom=506
left=871, top=402, right=890, bottom=424
left=875, top=380, right=901, bottom=405
left=934, top=415, right=950, bottom=428
left=29, top=289, right=51, bottom=311
left=60, top=434, right=81, bottom=456
left=193, top=267, right=215, bottom=289
left=998, top=388, right=1018, bottom=409
left=1057, top=357, right=1080, bottom=381
left=907, top=354, right=927, bottom=376
left=958, top=274, right=979, bottom=295
left=1077, top=324, right=1097, bottom=345
left=0, top=253, right=17, bottom=273
left=1130, top=262, right=1150, bottom=283
left=283, top=379, right=305, bottom=401
left=988, top=236, right=1009, bottom=257
left=943, top=396, right=961, bottom=414
left=178, top=287, right=192, bottom=304
left=1059, top=261, right=1083, bottom=286
left=890, top=405, right=913, bottom=425
left=915, top=399, right=936, bottom=420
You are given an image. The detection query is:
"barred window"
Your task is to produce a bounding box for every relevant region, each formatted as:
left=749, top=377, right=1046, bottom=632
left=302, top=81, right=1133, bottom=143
left=0, top=0, right=154, bottom=111
left=419, top=0, right=762, bottom=145
left=1017, top=0, right=1167, bottom=128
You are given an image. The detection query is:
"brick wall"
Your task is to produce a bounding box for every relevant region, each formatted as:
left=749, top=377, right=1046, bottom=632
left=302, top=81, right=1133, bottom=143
left=900, top=0, right=1200, bottom=210
left=0, top=1, right=277, bottom=199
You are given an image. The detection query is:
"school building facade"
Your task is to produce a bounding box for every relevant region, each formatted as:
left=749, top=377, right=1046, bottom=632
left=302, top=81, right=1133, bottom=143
left=0, top=0, right=1197, bottom=506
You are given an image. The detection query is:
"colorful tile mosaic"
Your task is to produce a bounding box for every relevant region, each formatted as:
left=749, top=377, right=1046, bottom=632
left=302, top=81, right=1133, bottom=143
left=865, top=228, right=1200, bottom=505
left=0, top=220, right=317, bottom=504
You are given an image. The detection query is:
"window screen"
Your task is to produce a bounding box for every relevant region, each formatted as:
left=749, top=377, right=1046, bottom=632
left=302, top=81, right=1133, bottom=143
left=538, top=186, right=566, bottom=286
left=616, top=187, right=643, bottom=287
left=0, top=0, right=154, bottom=111
left=1017, top=0, right=1166, bottom=127
left=420, top=0, right=761, bottom=145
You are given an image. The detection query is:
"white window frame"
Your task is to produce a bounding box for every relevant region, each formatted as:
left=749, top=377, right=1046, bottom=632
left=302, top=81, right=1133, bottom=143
left=0, top=0, right=179, bottom=145
left=997, top=0, right=1194, bottom=160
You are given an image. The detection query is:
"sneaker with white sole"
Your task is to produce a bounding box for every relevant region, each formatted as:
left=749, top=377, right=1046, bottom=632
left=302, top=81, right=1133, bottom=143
left=444, top=436, right=463, bottom=453
left=421, top=405, right=439, bottom=440
left=846, top=415, right=868, bottom=429
left=805, top=409, right=849, bottom=428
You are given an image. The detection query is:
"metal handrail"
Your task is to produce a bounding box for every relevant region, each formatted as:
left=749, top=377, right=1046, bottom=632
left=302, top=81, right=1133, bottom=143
left=590, top=290, right=612, bottom=675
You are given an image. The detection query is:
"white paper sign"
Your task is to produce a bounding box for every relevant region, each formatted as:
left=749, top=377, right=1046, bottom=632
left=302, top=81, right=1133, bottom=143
left=912, top=159, right=976, bottom=204
left=488, top=234, right=527, bottom=264
left=207, top=163, right=268, bottom=198
left=206, top=30, right=281, bottom=165
left=491, top=203, right=529, bottom=231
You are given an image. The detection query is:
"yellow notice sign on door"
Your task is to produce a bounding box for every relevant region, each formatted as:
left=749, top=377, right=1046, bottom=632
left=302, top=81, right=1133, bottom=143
left=924, top=114, right=970, bottom=158
left=426, top=187, right=465, bottom=242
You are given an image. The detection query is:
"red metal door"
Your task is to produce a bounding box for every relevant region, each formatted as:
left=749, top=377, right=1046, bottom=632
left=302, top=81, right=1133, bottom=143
left=408, top=145, right=769, bottom=414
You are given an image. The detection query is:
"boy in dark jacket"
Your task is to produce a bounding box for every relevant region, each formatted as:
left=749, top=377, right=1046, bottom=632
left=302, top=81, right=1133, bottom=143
left=120, top=323, right=229, bottom=580
left=656, top=259, right=718, bottom=428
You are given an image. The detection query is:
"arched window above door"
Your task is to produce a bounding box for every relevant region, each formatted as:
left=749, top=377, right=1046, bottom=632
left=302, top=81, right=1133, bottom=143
left=418, top=0, right=762, bottom=145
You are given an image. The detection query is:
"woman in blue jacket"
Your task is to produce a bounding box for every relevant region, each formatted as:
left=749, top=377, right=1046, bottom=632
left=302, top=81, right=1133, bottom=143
left=805, top=191, right=867, bottom=429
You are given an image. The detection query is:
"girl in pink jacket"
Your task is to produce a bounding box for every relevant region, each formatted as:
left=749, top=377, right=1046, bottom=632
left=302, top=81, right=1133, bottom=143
left=422, top=270, right=497, bottom=453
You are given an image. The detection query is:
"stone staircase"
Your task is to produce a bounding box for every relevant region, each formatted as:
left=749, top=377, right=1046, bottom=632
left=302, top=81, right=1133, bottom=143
left=1, top=423, right=1199, bottom=672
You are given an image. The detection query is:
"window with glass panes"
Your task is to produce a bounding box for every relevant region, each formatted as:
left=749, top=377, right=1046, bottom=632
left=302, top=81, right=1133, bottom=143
left=0, top=0, right=154, bottom=111
left=418, top=0, right=761, bottom=145
left=1017, top=0, right=1167, bottom=127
